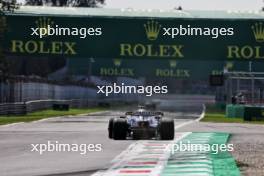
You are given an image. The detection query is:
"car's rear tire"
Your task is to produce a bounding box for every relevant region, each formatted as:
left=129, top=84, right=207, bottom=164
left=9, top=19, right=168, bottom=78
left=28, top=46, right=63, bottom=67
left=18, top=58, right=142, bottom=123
left=160, top=118, right=174, bottom=140
left=113, top=118, right=127, bottom=140
left=108, top=118, right=114, bottom=139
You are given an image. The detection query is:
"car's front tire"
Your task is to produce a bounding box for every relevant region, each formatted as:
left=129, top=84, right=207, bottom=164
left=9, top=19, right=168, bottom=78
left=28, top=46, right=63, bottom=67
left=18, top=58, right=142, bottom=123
left=160, top=118, right=174, bottom=140
left=108, top=118, right=114, bottom=139
left=112, top=118, right=127, bottom=140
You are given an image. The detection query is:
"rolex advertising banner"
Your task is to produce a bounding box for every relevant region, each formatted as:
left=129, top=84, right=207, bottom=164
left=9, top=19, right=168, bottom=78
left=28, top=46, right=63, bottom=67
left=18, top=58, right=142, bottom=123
left=3, top=14, right=264, bottom=61
left=68, top=58, right=260, bottom=79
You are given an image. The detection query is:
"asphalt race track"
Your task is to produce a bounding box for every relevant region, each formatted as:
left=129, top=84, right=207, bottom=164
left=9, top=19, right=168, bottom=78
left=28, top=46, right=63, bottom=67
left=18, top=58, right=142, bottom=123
left=0, top=109, right=201, bottom=176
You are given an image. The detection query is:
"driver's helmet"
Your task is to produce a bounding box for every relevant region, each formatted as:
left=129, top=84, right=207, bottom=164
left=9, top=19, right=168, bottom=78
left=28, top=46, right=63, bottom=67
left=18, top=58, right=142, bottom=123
left=137, top=105, right=146, bottom=112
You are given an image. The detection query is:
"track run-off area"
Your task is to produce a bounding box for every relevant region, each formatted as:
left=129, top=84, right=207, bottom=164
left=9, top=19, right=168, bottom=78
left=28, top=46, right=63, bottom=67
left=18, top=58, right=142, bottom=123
left=92, top=130, right=240, bottom=176
left=93, top=132, right=239, bottom=176
left=0, top=104, right=240, bottom=176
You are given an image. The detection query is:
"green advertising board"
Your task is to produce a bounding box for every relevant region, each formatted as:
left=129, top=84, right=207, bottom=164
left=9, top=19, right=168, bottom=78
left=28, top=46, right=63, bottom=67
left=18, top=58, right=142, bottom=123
left=3, top=14, right=264, bottom=61
left=68, top=58, right=260, bottom=78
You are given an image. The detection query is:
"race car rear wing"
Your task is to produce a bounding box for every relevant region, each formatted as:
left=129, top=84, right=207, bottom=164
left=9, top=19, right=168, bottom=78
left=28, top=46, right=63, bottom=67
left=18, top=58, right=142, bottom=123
left=125, top=111, right=163, bottom=116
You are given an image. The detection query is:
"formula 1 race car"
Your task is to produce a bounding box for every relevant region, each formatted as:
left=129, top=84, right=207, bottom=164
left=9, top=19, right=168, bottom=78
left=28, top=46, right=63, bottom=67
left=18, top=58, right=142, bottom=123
left=108, top=107, right=174, bottom=140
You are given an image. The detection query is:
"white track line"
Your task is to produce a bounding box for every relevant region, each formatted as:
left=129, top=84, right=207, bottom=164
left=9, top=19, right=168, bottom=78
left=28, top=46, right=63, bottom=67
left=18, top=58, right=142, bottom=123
left=174, top=104, right=205, bottom=130
left=0, top=111, right=110, bottom=127
left=0, top=122, right=25, bottom=127
left=33, top=111, right=110, bottom=123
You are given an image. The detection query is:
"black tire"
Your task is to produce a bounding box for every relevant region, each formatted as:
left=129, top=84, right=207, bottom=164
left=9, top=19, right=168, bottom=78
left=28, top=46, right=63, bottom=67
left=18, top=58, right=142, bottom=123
left=108, top=118, right=114, bottom=139
left=159, top=118, right=174, bottom=140
left=112, top=118, right=128, bottom=140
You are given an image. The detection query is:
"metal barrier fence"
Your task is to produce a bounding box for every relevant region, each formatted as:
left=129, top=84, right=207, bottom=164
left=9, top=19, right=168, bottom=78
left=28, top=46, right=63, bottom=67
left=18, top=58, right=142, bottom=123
left=215, top=71, right=264, bottom=105
left=0, top=78, right=144, bottom=115
left=0, top=80, right=98, bottom=103
left=0, top=99, right=94, bottom=115
left=0, top=79, right=142, bottom=103
left=0, top=102, right=26, bottom=115
left=0, top=98, right=139, bottom=116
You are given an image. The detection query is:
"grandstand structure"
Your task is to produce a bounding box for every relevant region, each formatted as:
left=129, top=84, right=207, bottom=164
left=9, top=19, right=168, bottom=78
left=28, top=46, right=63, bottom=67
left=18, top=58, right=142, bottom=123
left=1, top=6, right=264, bottom=104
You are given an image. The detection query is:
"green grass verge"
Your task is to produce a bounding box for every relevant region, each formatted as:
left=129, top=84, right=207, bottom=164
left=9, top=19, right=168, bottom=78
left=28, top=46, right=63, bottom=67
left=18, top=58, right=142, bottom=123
left=202, top=112, right=244, bottom=123
left=202, top=106, right=264, bottom=124
left=0, top=107, right=106, bottom=125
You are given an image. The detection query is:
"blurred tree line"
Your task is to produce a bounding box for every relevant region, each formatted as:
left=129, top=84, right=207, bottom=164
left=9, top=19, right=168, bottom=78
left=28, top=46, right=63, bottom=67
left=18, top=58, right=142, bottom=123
left=0, top=12, right=10, bottom=82
left=25, top=0, right=105, bottom=7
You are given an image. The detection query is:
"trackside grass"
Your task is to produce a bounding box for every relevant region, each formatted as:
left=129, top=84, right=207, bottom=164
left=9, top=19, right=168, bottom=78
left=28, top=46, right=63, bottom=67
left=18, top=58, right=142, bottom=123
left=202, top=105, right=264, bottom=124
left=0, top=108, right=106, bottom=125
